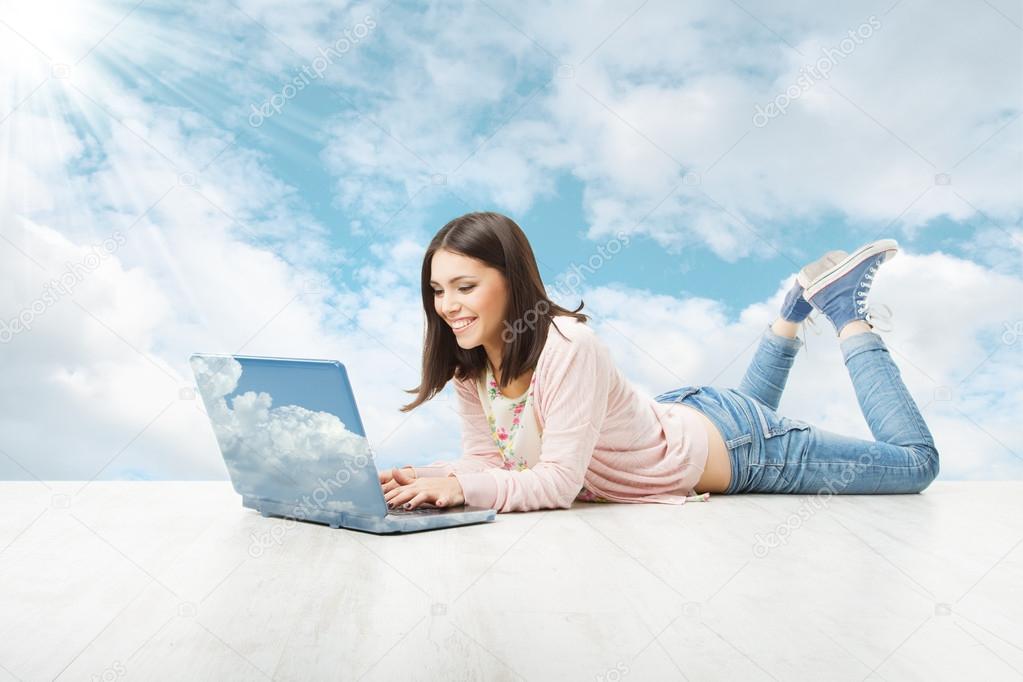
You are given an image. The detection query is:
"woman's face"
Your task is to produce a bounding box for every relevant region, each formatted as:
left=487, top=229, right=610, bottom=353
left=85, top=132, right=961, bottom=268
left=430, top=248, right=507, bottom=351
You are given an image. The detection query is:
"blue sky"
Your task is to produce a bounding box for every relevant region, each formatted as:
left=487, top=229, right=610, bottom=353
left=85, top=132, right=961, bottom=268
left=1, top=0, right=1021, bottom=482
left=97, top=7, right=990, bottom=313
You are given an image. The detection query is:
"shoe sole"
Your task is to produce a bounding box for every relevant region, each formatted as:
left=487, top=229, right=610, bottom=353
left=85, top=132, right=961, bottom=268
left=799, top=239, right=899, bottom=299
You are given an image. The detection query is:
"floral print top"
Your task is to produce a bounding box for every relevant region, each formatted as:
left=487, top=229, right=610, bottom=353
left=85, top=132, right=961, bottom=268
left=479, top=362, right=543, bottom=471
left=478, top=362, right=611, bottom=503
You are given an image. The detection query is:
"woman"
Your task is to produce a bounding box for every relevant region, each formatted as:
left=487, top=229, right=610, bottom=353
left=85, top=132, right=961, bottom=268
left=380, top=212, right=940, bottom=513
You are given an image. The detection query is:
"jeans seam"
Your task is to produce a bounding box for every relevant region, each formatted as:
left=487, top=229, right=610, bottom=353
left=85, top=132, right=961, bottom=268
left=724, top=442, right=745, bottom=494
left=873, top=342, right=936, bottom=457
left=750, top=400, right=771, bottom=437
left=778, top=459, right=928, bottom=470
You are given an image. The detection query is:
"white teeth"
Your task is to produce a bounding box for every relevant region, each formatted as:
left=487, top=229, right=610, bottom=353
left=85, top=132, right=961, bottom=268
left=453, top=317, right=477, bottom=330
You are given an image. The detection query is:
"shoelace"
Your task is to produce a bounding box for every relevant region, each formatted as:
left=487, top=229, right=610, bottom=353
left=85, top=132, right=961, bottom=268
left=801, top=312, right=822, bottom=353
left=855, top=259, right=881, bottom=314
left=864, top=302, right=894, bottom=332
left=799, top=300, right=894, bottom=346
left=857, top=258, right=894, bottom=332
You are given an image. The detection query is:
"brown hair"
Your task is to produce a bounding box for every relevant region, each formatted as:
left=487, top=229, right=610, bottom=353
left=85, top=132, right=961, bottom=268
left=399, top=211, right=588, bottom=412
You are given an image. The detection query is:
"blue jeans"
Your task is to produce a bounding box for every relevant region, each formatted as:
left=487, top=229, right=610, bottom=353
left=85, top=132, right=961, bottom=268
left=653, top=325, right=940, bottom=495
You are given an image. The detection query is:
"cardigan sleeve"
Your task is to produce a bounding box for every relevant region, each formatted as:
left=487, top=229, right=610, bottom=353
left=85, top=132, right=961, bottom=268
left=412, top=375, right=505, bottom=480
left=452, top=329, right=611, bottom=512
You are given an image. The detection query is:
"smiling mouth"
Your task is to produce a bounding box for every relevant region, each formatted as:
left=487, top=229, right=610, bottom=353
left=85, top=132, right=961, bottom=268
left=451, top=317, right=478, bottom=333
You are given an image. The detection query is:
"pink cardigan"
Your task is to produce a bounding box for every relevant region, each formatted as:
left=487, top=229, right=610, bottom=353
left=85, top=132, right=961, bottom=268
left=413, top=315, right=710, bottom=512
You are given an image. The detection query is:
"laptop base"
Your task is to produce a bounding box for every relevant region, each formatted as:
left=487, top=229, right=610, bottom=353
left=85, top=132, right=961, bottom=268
left=243, top=496, right=496, bottom=535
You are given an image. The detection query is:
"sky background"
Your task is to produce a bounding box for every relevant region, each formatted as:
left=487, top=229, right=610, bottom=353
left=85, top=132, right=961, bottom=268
left=1, top=0, right=1021, bottom=483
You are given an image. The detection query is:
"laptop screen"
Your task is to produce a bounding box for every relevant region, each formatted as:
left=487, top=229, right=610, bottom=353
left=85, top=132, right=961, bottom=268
left=189, top=354, right=384, bottom=519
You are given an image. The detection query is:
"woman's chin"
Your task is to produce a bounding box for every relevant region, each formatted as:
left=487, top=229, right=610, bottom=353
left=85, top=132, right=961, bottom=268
left=454, top=331, right=481, bottom=348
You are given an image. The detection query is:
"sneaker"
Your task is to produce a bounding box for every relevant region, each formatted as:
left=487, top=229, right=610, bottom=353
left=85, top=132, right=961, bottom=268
left=779, top=250, right=848, bottom=323
left=803, top=239, right=899, bottom=335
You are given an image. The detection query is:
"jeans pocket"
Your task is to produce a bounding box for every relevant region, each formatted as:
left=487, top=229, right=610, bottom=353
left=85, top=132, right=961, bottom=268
left=750, top=399, right=812, bottom=439
left=654, top=385, right=701, bottom=404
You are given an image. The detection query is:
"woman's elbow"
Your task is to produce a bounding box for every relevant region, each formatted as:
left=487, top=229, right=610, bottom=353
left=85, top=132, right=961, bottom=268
left=555, top=490, right=577, bottom=509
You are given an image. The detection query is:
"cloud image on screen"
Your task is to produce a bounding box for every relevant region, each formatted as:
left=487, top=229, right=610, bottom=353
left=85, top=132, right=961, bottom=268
left=190, top=356, right=377, bottom=515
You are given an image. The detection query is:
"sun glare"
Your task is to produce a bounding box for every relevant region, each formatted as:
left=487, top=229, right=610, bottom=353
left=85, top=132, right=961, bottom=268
left=2, top=1, right=103, bottom=66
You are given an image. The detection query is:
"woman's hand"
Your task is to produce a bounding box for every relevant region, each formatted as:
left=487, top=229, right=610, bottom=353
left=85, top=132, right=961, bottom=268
left=379, top=465, right=417, bottom=494
left=384, top=473, right=465, bottom=510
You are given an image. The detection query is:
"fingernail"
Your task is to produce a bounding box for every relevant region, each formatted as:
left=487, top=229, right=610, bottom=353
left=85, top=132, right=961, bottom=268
left=404, top=503, right=411, bottom=509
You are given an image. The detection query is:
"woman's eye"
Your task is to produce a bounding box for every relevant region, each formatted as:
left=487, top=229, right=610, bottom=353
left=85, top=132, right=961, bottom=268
left=433, top=285, right=474, bottom=296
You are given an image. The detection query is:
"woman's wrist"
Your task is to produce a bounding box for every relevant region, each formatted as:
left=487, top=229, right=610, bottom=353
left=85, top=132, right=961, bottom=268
left=447, top=474, right=465, bottom=505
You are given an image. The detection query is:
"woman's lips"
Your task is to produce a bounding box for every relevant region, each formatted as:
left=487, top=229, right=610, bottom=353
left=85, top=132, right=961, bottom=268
left=452, top=317, right=478, bottom=334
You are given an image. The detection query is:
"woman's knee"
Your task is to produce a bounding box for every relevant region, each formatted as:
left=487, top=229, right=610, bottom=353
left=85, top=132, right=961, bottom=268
left=909, top=443, right=940, bottom=492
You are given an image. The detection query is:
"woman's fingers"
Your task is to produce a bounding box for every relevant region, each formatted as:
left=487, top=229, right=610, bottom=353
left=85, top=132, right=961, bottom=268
left=406, top=491, right=433, bottom=509
left=393, top=466, right=416, bottom=485
left=385, top=484, right=414, bottom=506
left=379, top=466, right=415, bottom=488
left=387, top=489, right=410, bottom=508
left=384, top=474, right=449, bottom=509
left=385, top=484, right=436, bottom=510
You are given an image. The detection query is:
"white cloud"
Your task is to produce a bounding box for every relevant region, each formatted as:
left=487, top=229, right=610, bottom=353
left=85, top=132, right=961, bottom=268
left=315, top=1, right=1021, bottom=259
left=0, top=78, right=463, bottom=482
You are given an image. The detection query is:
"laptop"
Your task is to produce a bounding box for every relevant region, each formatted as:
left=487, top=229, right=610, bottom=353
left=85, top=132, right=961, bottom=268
left=188, top=353, right=497, bottom=534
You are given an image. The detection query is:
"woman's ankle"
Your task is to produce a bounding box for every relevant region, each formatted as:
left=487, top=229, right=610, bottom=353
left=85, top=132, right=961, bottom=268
left=838, top=320, right=873, bottom=339
left=771, top=317, right=800, bottom=340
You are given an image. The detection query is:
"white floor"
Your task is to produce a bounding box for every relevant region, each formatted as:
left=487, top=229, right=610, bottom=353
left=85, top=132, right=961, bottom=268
left=0, top=481, right=1021, bottom=682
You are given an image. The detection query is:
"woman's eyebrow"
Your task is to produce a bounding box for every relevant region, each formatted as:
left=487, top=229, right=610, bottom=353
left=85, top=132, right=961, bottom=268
left=429, top=275, right=476, bottom=285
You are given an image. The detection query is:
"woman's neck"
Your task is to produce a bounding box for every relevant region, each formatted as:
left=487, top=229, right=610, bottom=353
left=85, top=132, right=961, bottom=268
left=484, top=342, right=503, bottom=378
